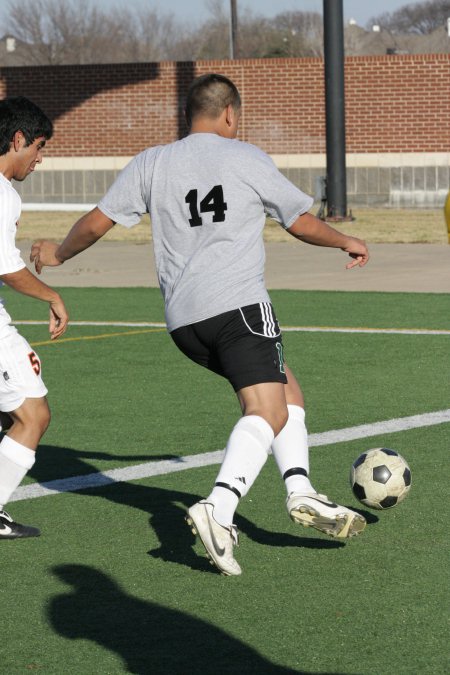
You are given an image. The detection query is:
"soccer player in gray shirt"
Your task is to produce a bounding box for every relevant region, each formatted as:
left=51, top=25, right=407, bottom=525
left=32, top=74, right=369, bottom=576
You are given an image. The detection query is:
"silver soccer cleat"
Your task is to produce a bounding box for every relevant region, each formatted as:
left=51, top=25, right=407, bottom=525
left=186, top=500, right=242, bottom=576
left=287, top=492, right=366, bottom=539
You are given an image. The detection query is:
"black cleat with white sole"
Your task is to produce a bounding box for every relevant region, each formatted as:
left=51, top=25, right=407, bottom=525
left=0, top=510, right=40, bottom=539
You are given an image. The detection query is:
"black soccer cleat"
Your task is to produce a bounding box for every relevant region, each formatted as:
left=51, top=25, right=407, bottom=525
left=0, top=510, right=40, bottom=539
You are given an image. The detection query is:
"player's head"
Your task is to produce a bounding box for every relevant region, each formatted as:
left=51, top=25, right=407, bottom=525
left=0, top=97, right=53, bottom=157
left=185, top=74, right=241, bottom=137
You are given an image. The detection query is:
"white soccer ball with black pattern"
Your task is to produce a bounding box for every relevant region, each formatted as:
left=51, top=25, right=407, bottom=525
left=350, top=448, right=412, bottom=510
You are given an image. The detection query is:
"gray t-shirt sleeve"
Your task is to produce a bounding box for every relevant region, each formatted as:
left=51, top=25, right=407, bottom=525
left=98, top=147, right=160, bottom=228
left=242, top=145, right=314, bottom=229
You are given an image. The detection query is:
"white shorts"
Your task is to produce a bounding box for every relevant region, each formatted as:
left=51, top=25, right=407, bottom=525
left=0, top=324, right=48, bottom=412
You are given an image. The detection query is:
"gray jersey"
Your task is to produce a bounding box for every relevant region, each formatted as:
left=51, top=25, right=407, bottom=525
left=98, top=133, right=313, bottom=332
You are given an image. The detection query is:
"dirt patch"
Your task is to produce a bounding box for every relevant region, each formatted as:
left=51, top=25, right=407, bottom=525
left=18, top=208, right=448, bottom=244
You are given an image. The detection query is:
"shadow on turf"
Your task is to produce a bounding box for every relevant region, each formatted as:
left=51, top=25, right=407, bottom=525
left=350, top=507, right=379, bottom=526
left=27, top=444, right=208, bottom=572
left=28, top=445, right=351, bottom=573
left=48, top=563, right=343, bottom=674
left=79, top=480, right=352, bottom=574
left=235, top=515, right=347, bottom=550
left=29, top=444, right=180, bottom=483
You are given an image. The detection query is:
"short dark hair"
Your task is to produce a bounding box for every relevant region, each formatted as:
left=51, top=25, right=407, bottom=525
left=185, top=74, right=241, bottom=129
left=0, top=96, right=53, bottom=156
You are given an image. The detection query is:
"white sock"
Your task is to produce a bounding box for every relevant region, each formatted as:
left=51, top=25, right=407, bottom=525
left=0, top=436, right=36, bottom=509
left=207, top=415, right=274, bottom=526
left=271, top=405, right=315, bottom=495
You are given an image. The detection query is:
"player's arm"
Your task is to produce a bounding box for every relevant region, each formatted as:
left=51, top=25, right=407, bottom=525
left=0, top=267, right=68, bottom=339
left=287, top=211, right=369, bottom=269
left=31, top=207, right=115, bottom=274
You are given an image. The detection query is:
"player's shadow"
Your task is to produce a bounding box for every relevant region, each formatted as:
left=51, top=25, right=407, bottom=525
left=235, top=515, right=346, bottom=550
left=48, top=563, right=316, bottom=674
left=345, top=505, right=379, bottom=525
left=27, top=443, right=211, bottom=572
left=80, top=478, right=214, bottom=573
left=28, top=444, right=351, bottom=572
left=28, top=444, right=180, bottom=483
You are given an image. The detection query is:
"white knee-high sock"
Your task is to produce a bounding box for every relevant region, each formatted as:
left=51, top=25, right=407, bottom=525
left=271, top=404, right=315, bottom=496
left=207, top=415, right=274, bottom=526
left=0, top=436, right=36, bottom=510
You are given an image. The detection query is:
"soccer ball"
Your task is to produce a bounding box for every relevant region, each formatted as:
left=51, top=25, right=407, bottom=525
left=350, top=448, right=411, bottom=510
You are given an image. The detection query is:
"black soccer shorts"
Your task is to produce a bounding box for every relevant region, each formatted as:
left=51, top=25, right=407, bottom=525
left=170, top=302, right=288, bottom=392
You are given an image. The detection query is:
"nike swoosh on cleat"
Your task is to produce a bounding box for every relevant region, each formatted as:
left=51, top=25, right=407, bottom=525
left=306, top=497, right=338, bottom=508
left=206, top=512, right=226, bottom=556
left=0, top=524, right=13, bottom=535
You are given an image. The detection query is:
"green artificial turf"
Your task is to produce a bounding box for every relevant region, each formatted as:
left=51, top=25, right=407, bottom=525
left=0, top=288, right=448, bottom=674
left=1, top=286, right=450, bottom=329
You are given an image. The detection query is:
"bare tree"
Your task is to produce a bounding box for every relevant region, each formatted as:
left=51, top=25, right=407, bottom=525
left=2, top=0, right=189, bottom=65
left=187, top=0, right=229, bottom=60
left=189, top=2, right=324, bottom=59
left=2, top=0, right=448, bottom=65
left=106, top=7, right=191, bottom=63
left=269, top=11, right=323, bottom=57
left=3, top=0, right=136, bottom=64
left=367, top=0, right=450, bottom=34
left=4, top=0, right=58, bottom=65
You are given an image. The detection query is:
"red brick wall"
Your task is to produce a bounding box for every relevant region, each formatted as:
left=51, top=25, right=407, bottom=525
left=344, top=54, right=449, bottom=154
left=0, top=54, right=448, bottom=156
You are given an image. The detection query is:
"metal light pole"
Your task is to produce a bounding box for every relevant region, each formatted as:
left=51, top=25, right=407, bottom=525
left=323, top=0, right=350, bottom=220
left=230, top=0, right=238, bottom=59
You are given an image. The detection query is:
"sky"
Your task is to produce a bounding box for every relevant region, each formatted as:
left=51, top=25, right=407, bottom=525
left=91, top=0, right=423, bottom=28
left=0, top=0, right=426, bottom=31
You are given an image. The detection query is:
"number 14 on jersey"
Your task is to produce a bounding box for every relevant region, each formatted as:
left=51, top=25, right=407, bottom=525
left=185, top=185, right=227, bottom=227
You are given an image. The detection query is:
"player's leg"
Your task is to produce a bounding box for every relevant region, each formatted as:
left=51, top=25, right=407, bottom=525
left=0, top=327, right=49, bottom=539
left=182, top=304, right=288, bottom=574
left=271, top=365, right=314, bottom=494
left=0, top=397, right=50, bottom=539
left=272, top=365, right=366, bottom=539
left=206, top=380, right=287, bottom=526
left=171, top=321, right=243, bottom=574
left=6, top=396, right=51, bottom=448
left=187, top=381, right=287, bottom=576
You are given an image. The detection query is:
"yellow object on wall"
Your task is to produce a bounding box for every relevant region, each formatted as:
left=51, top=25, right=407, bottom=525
left=445, top=191, right=450, bottom=244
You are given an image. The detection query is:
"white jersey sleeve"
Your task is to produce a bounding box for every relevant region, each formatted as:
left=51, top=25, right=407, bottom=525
left=0, top=175, right=26, bottom=276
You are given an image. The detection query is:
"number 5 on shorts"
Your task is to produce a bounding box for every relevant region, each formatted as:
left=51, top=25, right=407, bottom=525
left=28, top=351, right=41, bottom=375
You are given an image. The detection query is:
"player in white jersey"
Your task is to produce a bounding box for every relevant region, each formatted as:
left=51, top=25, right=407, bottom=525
left=0, top=97, right=68, bottom=539
left=31, top=74, right=369, bottom=575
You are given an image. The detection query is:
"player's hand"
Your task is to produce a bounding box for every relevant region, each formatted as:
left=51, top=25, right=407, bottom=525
left=48, top=295, right=69, bottom=340
left=30, top=240, right=63, bottom=274
left=341, top=237, right=369, bottom=269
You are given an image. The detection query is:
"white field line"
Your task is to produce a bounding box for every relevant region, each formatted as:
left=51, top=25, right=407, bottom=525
left=12, top=320, right=450, bottom=336
left=10, top=409, right=450, bottom=504
left=22, top=202, right=96, bottom=212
